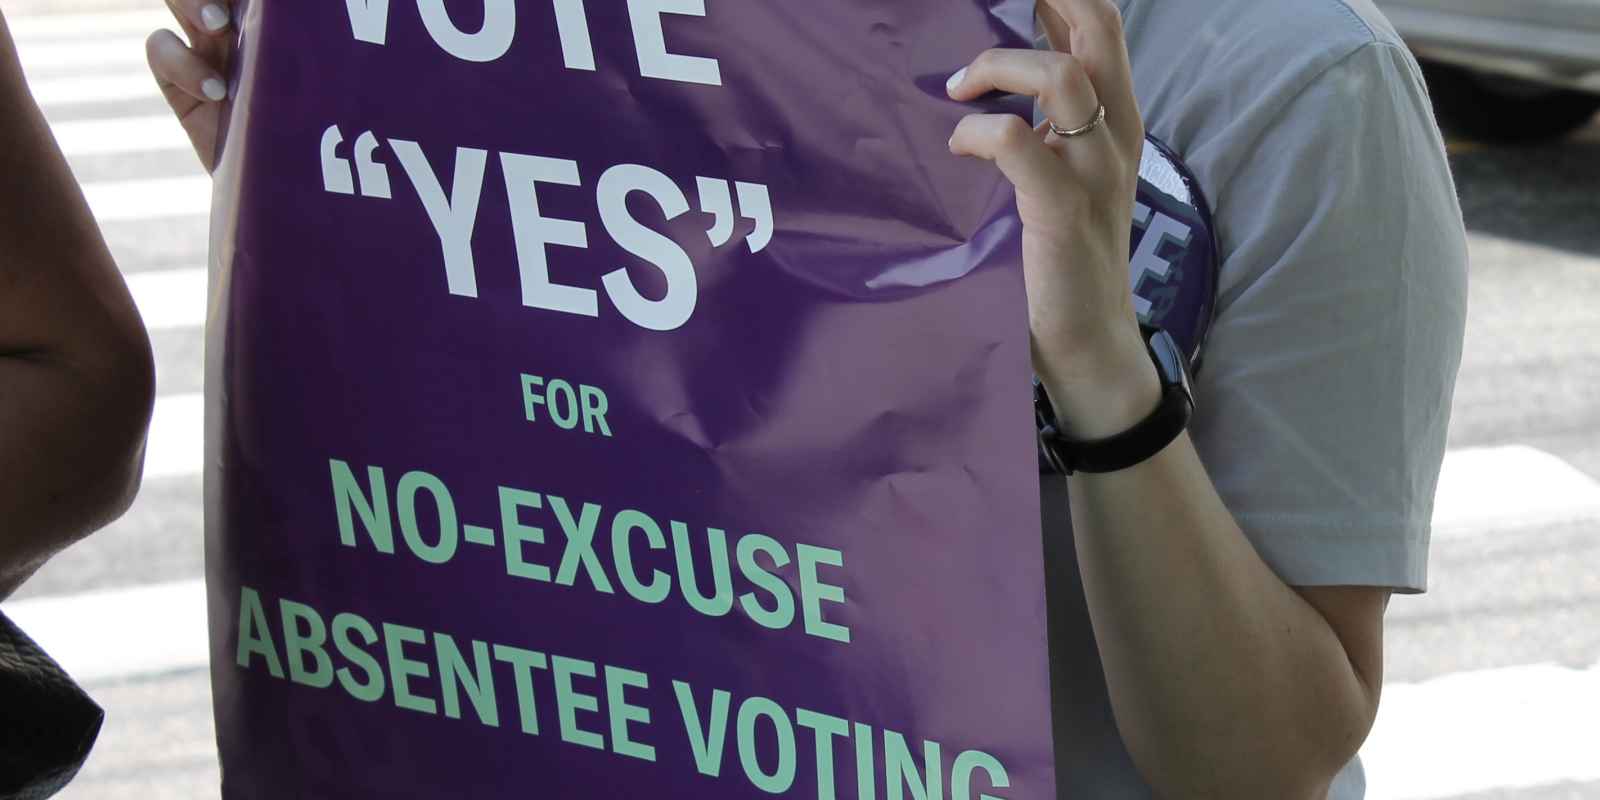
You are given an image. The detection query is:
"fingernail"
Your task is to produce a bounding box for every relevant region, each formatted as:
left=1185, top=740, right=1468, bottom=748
left=202, top=78, right=228, bottom=101
left=200, top=4, right=230, bottom=32
left=946, top=67, right=967, bottom=97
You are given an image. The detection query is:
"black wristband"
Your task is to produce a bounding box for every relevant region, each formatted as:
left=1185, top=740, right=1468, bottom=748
left=1035, top=326, right=1195, bottom=476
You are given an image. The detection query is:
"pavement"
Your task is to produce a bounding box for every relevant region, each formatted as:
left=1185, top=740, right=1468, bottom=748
left=2, top=7, right=1599, bottom=800
left=3, top=0, right=146, bottom=15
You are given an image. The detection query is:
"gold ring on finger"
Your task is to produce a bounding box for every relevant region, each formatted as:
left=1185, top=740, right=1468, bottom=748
left=1047, top=104, right=1107, bottom=138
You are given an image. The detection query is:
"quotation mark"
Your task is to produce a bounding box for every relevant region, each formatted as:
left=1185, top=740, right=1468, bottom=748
left=321, top=124, right=774, bottom=256
left=320, top=125, right=393, bottom=199
left=695, top=177, right=772, bottom=254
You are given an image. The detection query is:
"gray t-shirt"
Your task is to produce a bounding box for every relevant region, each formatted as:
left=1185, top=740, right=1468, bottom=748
left=1041, top=1, right=1469, bottom=797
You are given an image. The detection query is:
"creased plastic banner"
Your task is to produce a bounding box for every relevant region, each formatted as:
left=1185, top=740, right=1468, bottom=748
left=204, top=2, right=1055, bottom=798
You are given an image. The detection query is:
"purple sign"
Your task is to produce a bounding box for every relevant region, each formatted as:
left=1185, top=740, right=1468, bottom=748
left=205, top=2, right=1056, bottom=798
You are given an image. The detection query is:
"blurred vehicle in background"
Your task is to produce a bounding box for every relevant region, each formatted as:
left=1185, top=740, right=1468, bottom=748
left=1380, top=0, right=1600, bottom=143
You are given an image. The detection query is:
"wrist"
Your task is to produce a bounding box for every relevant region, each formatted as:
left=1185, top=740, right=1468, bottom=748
left=1037, top=331, right=1165, bottom=441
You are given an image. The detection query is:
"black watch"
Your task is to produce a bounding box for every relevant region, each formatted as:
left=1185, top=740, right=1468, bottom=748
left=1035, top=324, right=1196, bottom=475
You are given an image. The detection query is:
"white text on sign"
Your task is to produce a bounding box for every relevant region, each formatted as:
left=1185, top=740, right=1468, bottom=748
left=319, top=127, right=774, bottom=333
left=344, top=0, right=723, bottom=85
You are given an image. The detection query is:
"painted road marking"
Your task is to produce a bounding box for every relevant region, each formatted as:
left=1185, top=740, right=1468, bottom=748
left=51, top=114, right=190, bottom=157
left=8, top=11, right=175, bottom=40
left=15, top=37, right=152, bottom=75
left=128, top=268, right=207, bottom=331
left=82, top=175, right=210, bottom=222
left=145, top=393, right=204, bottom=480
left=30, top=73, right=162, bottom=106
left=1431, top=445, right=1600, bottom=536
left=1363, top=658, right=1600, bottom=799
left=2, top=580, right=209, bottom=685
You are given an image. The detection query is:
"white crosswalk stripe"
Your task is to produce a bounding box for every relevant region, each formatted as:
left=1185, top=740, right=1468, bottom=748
left=52, top=114, right=191, bottom=156
left=4, top=581, right=209, bottom=685
left=16, top=36, right=150, bottom=74
left=7, top=10, right=174, bottom=39
left=12, top=13, right=168, bottom=110
left=145, top=393, right=204, bottom=480
left=128, top=267, right=208, bottom=330
left=82, top=175, right=211, bottom=221
left=1364, top=659, right=1600, bottom=799
left=1432, top=445, right=1600, bottom=536
left=29, top=73, right=161, bottom=106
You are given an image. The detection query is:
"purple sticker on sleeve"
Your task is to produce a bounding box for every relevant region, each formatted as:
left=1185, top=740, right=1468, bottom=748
left=1130, top=135, right=1219, bottom=368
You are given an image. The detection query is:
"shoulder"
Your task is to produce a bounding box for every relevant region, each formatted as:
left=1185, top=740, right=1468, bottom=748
left=1120, top=0, right=1404, bottom=77
left=1119, top=0, right=1419, bottom=152
left=1117, top=0, right=1451, bottom=235
left=1116, top=0, right=1464, bottom=318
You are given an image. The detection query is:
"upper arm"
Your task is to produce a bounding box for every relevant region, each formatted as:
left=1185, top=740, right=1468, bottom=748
left=0, top=10, right=140, bottom=357
left=0, top=10, right=155, bottom=596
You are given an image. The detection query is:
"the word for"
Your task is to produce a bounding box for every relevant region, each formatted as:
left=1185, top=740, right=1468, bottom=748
left=521, top=374, right=612, bottom=437
left=319, top=126, right=773, bottom=332
left=329, top=459, right=851, bottom=643
left=343, top=0, right=723, bottom=85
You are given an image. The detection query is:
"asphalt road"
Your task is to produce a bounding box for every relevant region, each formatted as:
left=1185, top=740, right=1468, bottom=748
left=3, top=10, right=1598, bottom=800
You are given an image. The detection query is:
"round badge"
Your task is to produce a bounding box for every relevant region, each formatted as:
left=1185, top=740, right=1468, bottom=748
left=1129, top=134, right=1220, bottom=368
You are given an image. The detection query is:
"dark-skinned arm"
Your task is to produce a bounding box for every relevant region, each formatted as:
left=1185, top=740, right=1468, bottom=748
left=0, top=10, right=156, bottom=600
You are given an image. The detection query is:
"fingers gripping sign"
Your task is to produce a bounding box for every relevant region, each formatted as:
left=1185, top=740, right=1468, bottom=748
left=946, top=0, right=1151, bottom=400
left=1033, top=0, right=1143, bottom=154
left=148, top=0, right=236, bottom=172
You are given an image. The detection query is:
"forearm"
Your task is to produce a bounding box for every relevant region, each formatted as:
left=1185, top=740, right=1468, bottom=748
left=0, top=11, right=155, bottom=598
left=0, top=357, right=152, bottom=599
left=1045, top=361, right=1377, bottom=798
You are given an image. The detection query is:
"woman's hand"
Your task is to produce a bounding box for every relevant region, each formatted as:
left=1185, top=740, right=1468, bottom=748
left=147, top=0, right=236, bottom=173
left=947, top=0, right=1156, bottom=437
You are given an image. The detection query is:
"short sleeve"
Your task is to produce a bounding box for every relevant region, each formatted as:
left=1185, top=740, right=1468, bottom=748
left=1187, top=41, right=1468, bottom=594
